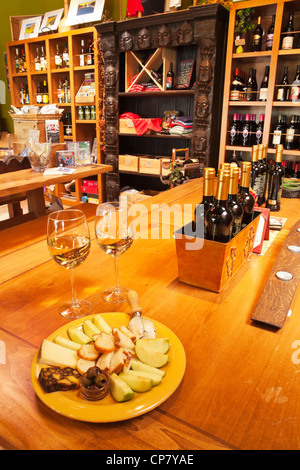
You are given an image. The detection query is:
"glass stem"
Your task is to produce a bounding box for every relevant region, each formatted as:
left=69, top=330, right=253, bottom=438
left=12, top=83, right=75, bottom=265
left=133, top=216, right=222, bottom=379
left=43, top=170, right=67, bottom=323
left=70, top=268, right=79, bottom=307
left=114, top=256, right=121, bottom=293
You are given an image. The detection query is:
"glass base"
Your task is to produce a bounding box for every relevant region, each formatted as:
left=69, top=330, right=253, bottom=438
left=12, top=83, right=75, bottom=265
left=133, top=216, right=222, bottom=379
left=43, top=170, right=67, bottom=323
left=102, top=286, right=130, bottom=303
left=58, top=299, right=93, bottom=319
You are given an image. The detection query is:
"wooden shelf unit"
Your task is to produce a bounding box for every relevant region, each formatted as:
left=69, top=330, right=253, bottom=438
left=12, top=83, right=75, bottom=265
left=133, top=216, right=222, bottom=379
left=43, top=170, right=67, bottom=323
left=219, top=0, right=300, bottom=166
left=6, top=27, right=104, bottom=205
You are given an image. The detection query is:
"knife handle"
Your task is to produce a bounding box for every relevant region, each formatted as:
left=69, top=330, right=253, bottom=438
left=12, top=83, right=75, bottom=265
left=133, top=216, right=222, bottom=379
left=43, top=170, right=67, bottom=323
left=127, top=290, right=142, bottom=316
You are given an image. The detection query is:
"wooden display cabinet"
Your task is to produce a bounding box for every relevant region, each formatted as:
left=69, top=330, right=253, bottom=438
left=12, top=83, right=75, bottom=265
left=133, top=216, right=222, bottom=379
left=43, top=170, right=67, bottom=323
left=219, top=0, right=300, bottom=168
left=6, top=27, right=103, bottom=205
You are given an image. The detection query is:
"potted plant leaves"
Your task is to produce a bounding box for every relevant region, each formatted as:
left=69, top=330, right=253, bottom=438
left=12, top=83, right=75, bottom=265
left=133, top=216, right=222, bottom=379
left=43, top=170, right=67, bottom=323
left=235, top=8, right=255, bottom=53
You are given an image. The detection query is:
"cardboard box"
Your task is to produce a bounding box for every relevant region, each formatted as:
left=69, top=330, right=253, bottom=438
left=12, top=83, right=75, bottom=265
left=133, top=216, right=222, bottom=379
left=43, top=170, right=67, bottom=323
left=139, top=157, right=161, bottom=175
left=175, top=211, right=261, bottom=293
left=81, top=180, right=98, bottom=194
left=119, top=154, right=139, bottom=172
left=119, top=119, right=151, bottom=135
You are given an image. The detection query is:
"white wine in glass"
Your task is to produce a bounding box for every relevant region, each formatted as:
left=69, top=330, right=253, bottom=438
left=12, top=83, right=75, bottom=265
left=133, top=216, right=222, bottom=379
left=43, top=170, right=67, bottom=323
left=47, top=209, right=92, bottom=319
left=95, top=202, right=133, bottom=303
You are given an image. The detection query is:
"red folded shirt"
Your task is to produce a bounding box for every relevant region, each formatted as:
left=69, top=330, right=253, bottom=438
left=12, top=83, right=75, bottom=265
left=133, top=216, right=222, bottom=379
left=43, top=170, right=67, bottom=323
left=120, top=112, right=162, bottom=136
left=126, top=0, right=144, bottom=17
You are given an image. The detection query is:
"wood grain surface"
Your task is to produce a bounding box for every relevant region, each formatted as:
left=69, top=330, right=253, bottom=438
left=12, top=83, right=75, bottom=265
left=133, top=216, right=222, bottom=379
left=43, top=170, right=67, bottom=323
left=0, top=178, right=300, bottom=450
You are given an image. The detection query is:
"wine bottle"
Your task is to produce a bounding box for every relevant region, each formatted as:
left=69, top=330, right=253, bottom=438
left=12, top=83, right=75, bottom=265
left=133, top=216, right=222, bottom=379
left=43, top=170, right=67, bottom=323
left=272, top=113, right=286, bottom=148
left=36, top=81, right=42, bottom=104
left=266, top=144, right=285, bottom=211
left=245, top=68, right=257, bottom=101
left=282, top=12, right=294, bottom=50
left=241, top=114, right=251, bottom=147
left=286, top=115, right=296, bottom=150
left=261, top=144, right=269, bottom=204
left=57, top=79, right=63, bottom=104
left=166, top=62, right=174, bottom=90
left=229, top=113, right=239, bottom=146
left=20, top=49, right=26, bottom=73
left=252, top=16, right=263, bottom=52
left=79, top=40, right=85, bottom=67
left=237, top=162, right=255, bottom=228
left=15, top=48, right=20, bottom=74
left=277, top=66, right=289, bottom=101
left=65, top=112, right=72, bottom=136
left=194, top=167, right=215, bottom=237
left=42, top=80, right=49, bottom=104
left=206, top=171, right=233, bottom=243
left=250, top=145, right=261, bottom=198
left=24, top=80, right=29, bottom=104
left=257, top=144, right=266, bottom=205
left=227, top=166, right=244, bottom=238
left=55, top=44, right=62, bottom=69
left=230, top=151, right=241, bottom=168
left=250, top=114, right=257, bottom=145
left=266, top=15, right=275, bottom=51
left=19, top=82, right=25, bottom=105
left=40, top=46, right=47, bottom=71
left=259, top=65, right=270, bottom=101
left=34, top=48, right=41, bottom=72
left=290, top=65, right=300, bottom=102
left=62, top=43, right=69, bottom=68
left=230, top=68, right=243, bottom=101
left=255, top=114, right=264, bottom=145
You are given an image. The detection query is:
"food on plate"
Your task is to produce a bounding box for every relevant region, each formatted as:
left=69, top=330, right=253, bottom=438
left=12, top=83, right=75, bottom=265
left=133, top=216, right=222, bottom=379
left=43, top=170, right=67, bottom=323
left=38, top=366, right=80, bottom=393
left=79, top=366, right=110, bottom=401
left=68, top=326, right=92, bottom=345
left=78, top=343, right=99, bottom=361
left=137, top=337, right=170, bottom=354
left=113, top=328, right=135, bottom=350
left=96, top=351, right=115, bottom=373
left=94, top=331, right=115, bottom=353
left=135, top=339, right=169, bottom=368
left=110, top=373, right=135, bottom=402
left=130, top=358, right=165, bottom=377
left=77, top=358, right=96, bottom=375
left=118, top=371, right=153, bottom=392
left=124, top=369, right=162, bottom=386
left=83, top=320, right=101, bottom=339
left=54, top=335, right=82, bottom=351
left=38, top=339, right=78, bottom=368
left=109, top=347, right=132, bottom=375
left=93, top=314, right=112, bottom=334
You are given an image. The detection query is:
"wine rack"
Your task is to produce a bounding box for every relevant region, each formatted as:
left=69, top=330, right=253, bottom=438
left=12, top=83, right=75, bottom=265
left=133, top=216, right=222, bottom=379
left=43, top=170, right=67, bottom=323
left=220, top=0, right=300, bottom=171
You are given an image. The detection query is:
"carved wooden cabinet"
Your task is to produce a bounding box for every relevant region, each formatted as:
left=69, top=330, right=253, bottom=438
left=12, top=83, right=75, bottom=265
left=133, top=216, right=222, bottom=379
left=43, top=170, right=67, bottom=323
left=96, top=5, right=229, bottom=200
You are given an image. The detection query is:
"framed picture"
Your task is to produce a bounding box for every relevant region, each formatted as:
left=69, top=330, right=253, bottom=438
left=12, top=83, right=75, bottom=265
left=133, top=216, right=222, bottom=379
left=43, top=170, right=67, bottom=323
left=56, top=150, right=76, bottom=167
left=66, top=0, right=104, bottom=26
left=19, top=16, right=42, bottom=40
left=39, top=9, right=64, bottom=33
left=175, top=59, right=195, bottom=90
left=67, top=141, right=91, bottom=166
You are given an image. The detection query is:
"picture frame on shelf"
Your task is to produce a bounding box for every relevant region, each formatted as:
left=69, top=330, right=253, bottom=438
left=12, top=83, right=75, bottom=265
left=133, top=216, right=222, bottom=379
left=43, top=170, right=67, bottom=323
left=56, top=150, right=76, bottom=167
left=66, top=0, right=104, bottom=26
left=39, top=9, right=64, bottom=33
left=19, top=16, right=42, bottom=40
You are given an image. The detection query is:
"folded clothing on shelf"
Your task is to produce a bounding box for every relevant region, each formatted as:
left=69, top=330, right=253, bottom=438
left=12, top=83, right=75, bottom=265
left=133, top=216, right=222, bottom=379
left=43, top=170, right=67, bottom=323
left=119, top=112, right=162, bottom=136
left=169, top=116, right=193, bottom=135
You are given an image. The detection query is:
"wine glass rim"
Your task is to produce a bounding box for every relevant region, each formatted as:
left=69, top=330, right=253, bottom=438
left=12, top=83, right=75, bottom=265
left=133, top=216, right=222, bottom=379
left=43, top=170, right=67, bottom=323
left=48, top=209, right=86, bottom=222
left=96, top=201, right=130, bottom=213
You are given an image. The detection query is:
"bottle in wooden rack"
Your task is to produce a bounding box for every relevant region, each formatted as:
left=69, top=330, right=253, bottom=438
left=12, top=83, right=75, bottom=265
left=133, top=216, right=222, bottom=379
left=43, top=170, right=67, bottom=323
left=20, top=49, right=27, bottom=73
left=19, top=82, right=25, bottom=105
left=57, top=78, right=63, bottom=104
left=290, top=65, right=300, bottom=102
left=79, top=40, right=86, bottom=67
left=241, top=113, right=251, bottom=147
left=255, top=114, right=264, bottom=145
left=36, top=81, right=42, bottom=104
left=40, top=46, right=47, bottom=71
left=266, top=144, right=285, bottom=211
left=252, top=16, right=263, bottom=52
left=266, top=15, right=275, bottom=51
left=250, top=145, right=260, bottom=199
left=206, top=171, right=233, bottom=243
left=257, top=144, right=267, bottom=205
left=15, top=48, right=21, bottom=73
left=259, top=66, right=270, bottom=102
left=42, top=80, right=49, bottom=104
left=237, top=162, right=255, bottom=228
left=227, top=166, right=244, bottom=238
left=194, top=167, right=215, bottom=237
left=229, top=113, right=239, bottom=146
left=245, top=68, right=257, bottom=101
left=285, top=115, right=297, bottom=150
left=282, top=12, right=294, bottom=50
left=34, top=48, right=41, bottom=72
left=55, top=44, right=62, bottom=69
left=166, top=63, right=174, bottom=90
left=230, top=68, right=243, bottom=101
left=62, top=43, right=70, bottom=68
left=277, top=66, right=290, bottom=101
left=86, top=40, right=94, bottom=66
left=272, top=113, right=287, bottom=148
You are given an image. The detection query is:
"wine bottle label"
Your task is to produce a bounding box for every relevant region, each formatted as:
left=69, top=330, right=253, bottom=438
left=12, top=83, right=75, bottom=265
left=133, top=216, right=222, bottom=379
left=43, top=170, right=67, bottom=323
left=232, top=217, right=242, bottom=238
left=286, top=129, right=295, bottom=142
left=35, top=62, right=41, bottom=71
left=290, top=86, right=300, bottom=101
left=259, top=88, right=268, bottom=100
left=256, top=128, right=263, bottom=142
left=266, top=34, right=274, bottom=48
left=282, top=36, right=294, bottom=50
left=277, top=88, right=285, bottom=100
left=80, top=55, right=85, bottom=67
left=273, top=130, right=282, bottom=145
left=253, top=34, right=261, bottom=44
left=230, top=90, right=240, bottom=101
left=55, top=56, right=62, bottom=66
left=36, top=94, right=42, bottom=104
left=268, top=199, right=277, bottom=205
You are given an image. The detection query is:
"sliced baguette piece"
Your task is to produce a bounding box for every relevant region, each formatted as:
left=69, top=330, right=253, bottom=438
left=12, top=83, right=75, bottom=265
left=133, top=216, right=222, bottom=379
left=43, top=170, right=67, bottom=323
left=96, top=351, right=114, bottom=373
left=94, top=331, right=115, bottom=353
left=78, top=343, right=100, bottom=361
left=77, top=358, right=96, bottom=375
left=119, top=325, right=136, bottom=342
left=109, top=347, right=127, bottom=375
left=113, top=328, right=135, bottom=350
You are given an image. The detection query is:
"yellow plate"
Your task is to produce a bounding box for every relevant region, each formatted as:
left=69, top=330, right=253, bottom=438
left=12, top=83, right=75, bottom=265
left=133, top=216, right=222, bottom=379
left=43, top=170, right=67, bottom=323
left=31, top=312, right=186, bottom=422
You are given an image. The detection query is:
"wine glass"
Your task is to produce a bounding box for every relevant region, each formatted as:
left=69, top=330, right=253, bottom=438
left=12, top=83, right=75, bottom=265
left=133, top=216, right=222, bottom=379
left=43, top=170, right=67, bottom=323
left=47, top=209, right=92, bottom=319
left=95, top=201, right=134, bottom=303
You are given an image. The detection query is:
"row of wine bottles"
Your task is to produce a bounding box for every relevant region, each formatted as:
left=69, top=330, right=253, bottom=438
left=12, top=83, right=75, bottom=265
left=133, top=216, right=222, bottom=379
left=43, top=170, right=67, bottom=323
left=230, top=65, right=300, bottom=103
left=229, top=113, right=264, bottom=147
left=195, top=144, right=285, bottom=243
left=20, top=80, right=49, bottom=105
left=272, top=113, right=300, bottom=150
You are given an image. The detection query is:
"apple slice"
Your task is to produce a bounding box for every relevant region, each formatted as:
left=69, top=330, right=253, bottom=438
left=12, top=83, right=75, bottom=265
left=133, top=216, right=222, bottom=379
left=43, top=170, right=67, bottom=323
left=93, top=315, right=112, bottom=334
left=83, top=320, right=100, bottom=339
left=119, top=371, right=153, bottom=392
left=135, top=341, right=168, bottom=368
left=125, top=369, right=162, bottom=386
left=54, top=335, right=82, bottom=351
left=136, top=338, right=170, bottom=354
left=130, top=358, right=165, bottom=377
left=68, top=326, right=92, bottom=345
left=110, top=373, right=134, bottom=402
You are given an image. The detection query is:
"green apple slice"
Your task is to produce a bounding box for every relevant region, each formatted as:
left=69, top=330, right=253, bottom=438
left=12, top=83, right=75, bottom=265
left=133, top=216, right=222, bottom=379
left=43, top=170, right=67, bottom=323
left=110, top=373, right=135, bottom=402
left=130, top=358, right=165, bottom=377
left=119, top=371, right=153, bottom=392
left=68, top=326, right=92, bottom=345
left=125, top=369, right=162, bottom=386
left=135, top=341, right=169, bottom=368
left=136, top=338, right=170, bottom=354
left=83, top=319, right=100, bottom=339
left=93, top=314, right=112, bottom=334
left=54, top=335, right=82, bottom=351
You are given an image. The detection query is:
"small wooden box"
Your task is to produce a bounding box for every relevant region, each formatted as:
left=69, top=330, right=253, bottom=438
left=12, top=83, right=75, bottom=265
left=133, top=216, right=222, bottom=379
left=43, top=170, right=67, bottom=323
left=119, top=154, right=139, bottom=172
left=139, top=157, right=161, bottom=175
left=175, top=211, right=261, bottom=293
left=119, top=119, right=151, bottom=135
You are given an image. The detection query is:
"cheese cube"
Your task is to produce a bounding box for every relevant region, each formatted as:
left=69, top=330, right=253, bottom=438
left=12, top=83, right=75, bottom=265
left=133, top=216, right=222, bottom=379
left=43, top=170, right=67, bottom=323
left=38, top=339, right=78, bottom=369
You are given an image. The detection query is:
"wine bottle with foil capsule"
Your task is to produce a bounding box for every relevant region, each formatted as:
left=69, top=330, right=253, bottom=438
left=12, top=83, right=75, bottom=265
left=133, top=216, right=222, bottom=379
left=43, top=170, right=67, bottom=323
left=258, top=144, right=267, bottom=205
left=206, top=171, right=233, bottom=243
left=194, top=167, right=215, bottom=237
left=266, top=144, right=285, bottom=211
left=227, top=167, right=244, bottom=238
left=250, top=145, right=260, bottom=200
left=237, top=162, right=255, bottom=228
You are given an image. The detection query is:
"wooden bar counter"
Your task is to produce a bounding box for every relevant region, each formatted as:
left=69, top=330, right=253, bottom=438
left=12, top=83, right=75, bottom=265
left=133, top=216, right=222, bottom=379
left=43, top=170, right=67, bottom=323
left=0, top=179, right=299, bottom=450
